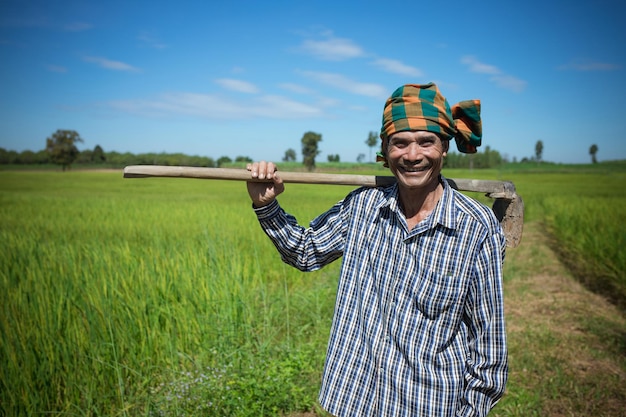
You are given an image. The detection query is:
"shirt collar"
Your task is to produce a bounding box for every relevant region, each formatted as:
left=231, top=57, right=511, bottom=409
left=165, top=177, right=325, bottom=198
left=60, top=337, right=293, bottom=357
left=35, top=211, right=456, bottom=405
left=432, top=175, right=457, bottom=230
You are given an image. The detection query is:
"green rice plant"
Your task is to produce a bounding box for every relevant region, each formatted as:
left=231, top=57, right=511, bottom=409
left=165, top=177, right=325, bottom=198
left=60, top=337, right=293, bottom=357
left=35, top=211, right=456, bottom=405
left=541, top=195, right=626, bottom=306
left=0, top=171, right=344, bottom=415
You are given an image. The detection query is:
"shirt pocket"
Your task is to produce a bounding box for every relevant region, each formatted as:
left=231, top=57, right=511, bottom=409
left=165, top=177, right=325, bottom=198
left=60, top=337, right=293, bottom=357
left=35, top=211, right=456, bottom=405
left=413, top=270, right=464, bottom=319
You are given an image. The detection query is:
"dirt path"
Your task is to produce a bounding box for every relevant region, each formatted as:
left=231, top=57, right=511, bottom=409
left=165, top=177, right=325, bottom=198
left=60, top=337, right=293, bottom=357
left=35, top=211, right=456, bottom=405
left=500, top=223, right=626, bottom=416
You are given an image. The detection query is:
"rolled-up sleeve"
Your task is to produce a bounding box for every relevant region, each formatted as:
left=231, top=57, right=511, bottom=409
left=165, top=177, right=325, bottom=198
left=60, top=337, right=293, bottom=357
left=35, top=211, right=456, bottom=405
left=253, top=199, right=346, bottom=272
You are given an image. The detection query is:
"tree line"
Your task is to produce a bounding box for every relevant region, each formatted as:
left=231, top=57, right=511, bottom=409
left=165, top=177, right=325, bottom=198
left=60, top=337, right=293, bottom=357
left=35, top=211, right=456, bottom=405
left=5, top=129, right=590, bottom=171
left=0, top=145, right=239, bottom=169
left=0, top=130, right=251, bottom=170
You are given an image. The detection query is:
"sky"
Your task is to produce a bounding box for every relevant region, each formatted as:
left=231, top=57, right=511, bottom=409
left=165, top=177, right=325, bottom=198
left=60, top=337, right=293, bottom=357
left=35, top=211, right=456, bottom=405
left=1, top=0, right=625, bottom=164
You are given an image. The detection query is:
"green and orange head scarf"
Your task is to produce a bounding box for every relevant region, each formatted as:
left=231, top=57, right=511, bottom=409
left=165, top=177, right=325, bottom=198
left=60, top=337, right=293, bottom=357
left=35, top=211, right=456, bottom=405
left=378, top=83, right=482, bottom=163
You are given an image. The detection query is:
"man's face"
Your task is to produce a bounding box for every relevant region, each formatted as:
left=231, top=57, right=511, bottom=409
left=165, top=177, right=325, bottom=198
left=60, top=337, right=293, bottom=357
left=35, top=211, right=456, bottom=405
left=385, top=130, right=448, bottom=191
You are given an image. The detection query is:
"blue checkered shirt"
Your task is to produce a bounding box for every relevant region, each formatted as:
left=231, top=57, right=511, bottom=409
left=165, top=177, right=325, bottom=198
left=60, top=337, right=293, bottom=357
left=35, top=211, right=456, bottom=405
left=253, top=177, right=508, bottom=416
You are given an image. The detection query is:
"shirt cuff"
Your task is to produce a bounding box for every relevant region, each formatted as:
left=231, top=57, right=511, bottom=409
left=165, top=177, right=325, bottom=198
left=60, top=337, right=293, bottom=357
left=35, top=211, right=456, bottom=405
left=252, top=199, right=281, bottom=220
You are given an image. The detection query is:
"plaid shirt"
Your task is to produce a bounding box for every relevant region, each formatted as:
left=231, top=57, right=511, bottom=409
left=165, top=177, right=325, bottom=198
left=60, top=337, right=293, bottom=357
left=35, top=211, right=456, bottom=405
left=254, top=177, right=508, bottom=417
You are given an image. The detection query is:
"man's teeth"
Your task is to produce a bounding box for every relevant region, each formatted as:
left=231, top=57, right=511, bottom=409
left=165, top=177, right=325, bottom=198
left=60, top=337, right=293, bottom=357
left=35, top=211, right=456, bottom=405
left=402, top=166, right=430, bottom=172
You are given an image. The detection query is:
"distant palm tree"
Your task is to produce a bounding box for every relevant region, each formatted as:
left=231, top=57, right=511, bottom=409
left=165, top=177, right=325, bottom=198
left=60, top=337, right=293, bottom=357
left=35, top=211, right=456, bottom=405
left=366, top=131, right=378, bottom=162
left=589, top=144, right=599, bottom=164
left=535, top=140, right=543, bottom=162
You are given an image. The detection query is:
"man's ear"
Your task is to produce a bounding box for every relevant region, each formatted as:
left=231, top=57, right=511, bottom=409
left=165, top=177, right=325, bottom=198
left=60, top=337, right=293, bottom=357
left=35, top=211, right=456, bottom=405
left=379, top=138, right=390, bottom=168
left=442, top=138, right=450, bottom=156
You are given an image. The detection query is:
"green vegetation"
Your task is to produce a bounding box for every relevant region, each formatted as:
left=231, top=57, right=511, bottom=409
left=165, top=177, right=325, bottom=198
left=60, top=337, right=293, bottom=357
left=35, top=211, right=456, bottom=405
left=0, top=171, right=347, bottom=416
left=1, top=132, right=513, bottom=170
left=1, top=162, right=624, bottom=416
left=301, top=131, right=323, bottom=171
left=45, top=129, right=85, bottom=171
left=496, top=162, right=626, bottom=309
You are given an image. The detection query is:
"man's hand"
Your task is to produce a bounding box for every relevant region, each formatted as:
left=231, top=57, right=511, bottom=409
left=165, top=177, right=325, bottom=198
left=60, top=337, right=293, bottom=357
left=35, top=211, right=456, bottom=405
left=246, top=161, right=285, bottom=207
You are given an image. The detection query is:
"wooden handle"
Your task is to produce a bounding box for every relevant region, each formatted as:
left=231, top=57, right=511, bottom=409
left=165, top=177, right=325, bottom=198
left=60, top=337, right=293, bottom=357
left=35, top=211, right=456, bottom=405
left=124, top=165, right=389, bottom=186
left=123, top=165, right=524, bottom=247
left=123, top=165, right=517, bottom=198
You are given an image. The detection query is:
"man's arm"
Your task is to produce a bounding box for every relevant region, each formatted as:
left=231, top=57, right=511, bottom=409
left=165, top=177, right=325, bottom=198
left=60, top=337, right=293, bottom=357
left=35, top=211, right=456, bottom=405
left=253, top=198, right=345, bottom=272
left=247, top=161, right=347, bottom=272
left=457, top=230, right=508, bottom=416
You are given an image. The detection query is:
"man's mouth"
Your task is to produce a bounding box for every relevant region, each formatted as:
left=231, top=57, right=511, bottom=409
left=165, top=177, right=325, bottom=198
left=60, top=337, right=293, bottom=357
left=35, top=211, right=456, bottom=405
left=399, top=165, right=431, bottom=173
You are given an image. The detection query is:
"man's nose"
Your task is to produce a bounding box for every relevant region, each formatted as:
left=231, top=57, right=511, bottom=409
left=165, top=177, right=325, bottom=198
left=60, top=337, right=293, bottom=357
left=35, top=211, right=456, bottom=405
left=405, top=143, right=422, bottom=161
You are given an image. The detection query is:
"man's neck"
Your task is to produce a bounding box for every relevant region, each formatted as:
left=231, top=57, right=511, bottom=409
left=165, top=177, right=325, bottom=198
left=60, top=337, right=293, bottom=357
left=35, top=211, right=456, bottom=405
left=398, top=178, right=443, bottom=229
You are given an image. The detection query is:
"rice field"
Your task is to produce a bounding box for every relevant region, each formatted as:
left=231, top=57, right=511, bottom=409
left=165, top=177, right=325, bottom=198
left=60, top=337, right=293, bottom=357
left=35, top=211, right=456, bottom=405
left=500, top=164, right=626, bottom=308
left=0, top=163, right=624, bottom=416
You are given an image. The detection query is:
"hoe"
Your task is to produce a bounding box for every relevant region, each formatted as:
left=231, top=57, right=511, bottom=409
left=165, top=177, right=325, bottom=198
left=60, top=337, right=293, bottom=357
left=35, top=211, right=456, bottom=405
left=123, top=165, right=524, bottom=248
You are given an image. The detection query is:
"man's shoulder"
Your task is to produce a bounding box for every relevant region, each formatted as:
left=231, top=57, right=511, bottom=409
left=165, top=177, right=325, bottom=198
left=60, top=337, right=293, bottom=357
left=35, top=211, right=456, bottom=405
left=449, top=187, right=501, bottom=230
left=346, top=184, right=393, bottom=203
left=338, top=185, right=395, bottom=217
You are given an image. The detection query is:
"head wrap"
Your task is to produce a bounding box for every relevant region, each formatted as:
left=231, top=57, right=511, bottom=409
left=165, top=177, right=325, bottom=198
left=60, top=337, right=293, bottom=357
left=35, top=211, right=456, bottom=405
left=378, top=83, right=482, bottom=163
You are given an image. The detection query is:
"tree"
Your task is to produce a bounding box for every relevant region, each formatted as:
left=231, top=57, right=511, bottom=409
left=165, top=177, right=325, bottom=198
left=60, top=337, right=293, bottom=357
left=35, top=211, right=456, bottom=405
left=235, top=156, right=253, bottom=163
left=76, top=149, right=93, bottom=163
left=217, top=156, right=232, bottom=167
left=357, top=153, right=366, bottom=163
left=301, top=131, right=322, bottom=171
left=45, top=129, right=84, bottom=171
left=327, top=154, right=340, bottom=162
left=589, top=144, right=598, bottom=164
left=92, top=145, right=106, bottom=163
left=365, top=131, right=379, bottom=162
left=535, top=140, right=544, bottom=162
left=282, top=148, right=296, bottom=162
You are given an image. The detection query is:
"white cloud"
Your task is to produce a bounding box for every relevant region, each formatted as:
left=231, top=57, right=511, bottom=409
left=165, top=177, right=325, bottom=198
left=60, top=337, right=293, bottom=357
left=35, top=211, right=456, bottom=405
left=461, top=55, right=526, bottom=92
left=461, top=56, right=500, bottom=75
left=278, top=83, right=341, bottom=108
left=46, top=64, right=67, bottom=73
left=371, top=58, right=423, bottom=77
left=107, top=92, right=323, bottom=120
left=215, top=78, right=260, bottom=94
left=138, top=32, right=168, bottom=49
left=1, top=16, right=92, bottom=32
left=491, top=75, right=527, bottom=93
left=558, top=60, right=621, bottom=71
left=255, top=95, right=323, bottom=118
left=299, top=70, right=388, bottom=99
left=64, top=22, right=92, bottom=32
left=278, top=83, right=313, bottom=94
left=300, top=35, right=365, bottom=61
left=83, top=56, right=140, bottom=72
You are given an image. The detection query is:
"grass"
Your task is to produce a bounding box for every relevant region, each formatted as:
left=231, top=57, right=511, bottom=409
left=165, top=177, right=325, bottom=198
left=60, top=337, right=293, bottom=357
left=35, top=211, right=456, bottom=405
left=1, top=163, right=625, bottom=416
left=1, top=171, right=346, bottom=415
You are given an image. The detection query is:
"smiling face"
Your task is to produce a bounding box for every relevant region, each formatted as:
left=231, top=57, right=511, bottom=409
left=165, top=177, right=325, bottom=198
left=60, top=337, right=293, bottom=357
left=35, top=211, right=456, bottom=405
left=385, top=130, right=449, bottom=193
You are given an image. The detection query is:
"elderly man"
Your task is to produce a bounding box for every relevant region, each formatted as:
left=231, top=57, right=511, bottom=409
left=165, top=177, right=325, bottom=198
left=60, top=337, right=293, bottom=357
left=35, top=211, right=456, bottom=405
left=246, top=83, right=508, bottom=417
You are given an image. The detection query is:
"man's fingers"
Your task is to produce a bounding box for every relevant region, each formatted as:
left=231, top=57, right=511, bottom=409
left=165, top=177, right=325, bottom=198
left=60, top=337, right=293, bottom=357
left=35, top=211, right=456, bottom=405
left=247, top=161, right=278, bottom=181
left=266, top=162, right=277, bottom=179
left=246, top=162, right=260, bottom=178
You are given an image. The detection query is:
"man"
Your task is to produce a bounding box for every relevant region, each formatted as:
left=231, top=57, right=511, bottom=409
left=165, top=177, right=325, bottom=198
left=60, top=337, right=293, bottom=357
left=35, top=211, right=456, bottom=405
left=246, top=83, right=508, bottom=416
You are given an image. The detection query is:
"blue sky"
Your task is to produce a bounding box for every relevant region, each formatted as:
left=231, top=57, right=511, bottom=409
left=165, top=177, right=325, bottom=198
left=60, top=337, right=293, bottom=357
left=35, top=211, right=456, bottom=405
left=1, top=0, right=624, bottom=164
